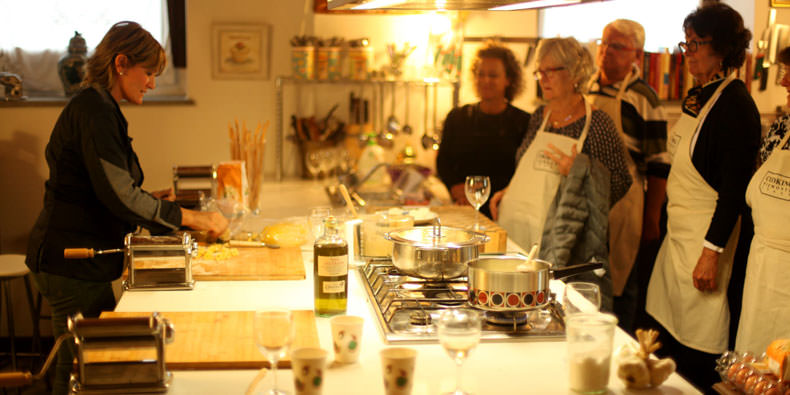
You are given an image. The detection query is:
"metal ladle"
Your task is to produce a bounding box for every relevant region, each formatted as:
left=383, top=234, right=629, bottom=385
left=386, top=82, right=400, bottom=135
left=402, top=82, right=413, bottom=135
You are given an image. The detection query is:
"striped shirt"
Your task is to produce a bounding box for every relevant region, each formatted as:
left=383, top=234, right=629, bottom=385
left=587, top=75, right=670, bottom=179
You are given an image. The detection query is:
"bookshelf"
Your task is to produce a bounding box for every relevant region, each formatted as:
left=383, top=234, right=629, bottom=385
left=641, top=50, right=757, bottom=101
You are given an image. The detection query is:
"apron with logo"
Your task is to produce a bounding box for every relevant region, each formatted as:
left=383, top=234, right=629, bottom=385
left=586, top=69, right=644, bottom=296
left=498, top=98, right=591, bottom=251
left=646, top=74, right=740, bottom=354
left=735, top=128, right=790, bottom=354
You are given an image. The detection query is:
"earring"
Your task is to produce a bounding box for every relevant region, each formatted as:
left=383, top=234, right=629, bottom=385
left=119, top=72, right=124, bottom=76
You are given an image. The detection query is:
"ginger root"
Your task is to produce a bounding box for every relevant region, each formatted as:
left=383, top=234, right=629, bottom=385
left=617, top=329, right=676, bottom=389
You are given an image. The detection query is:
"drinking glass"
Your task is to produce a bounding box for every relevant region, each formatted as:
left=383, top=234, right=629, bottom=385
left=254, top=310, right=294, bottom=395
left=464, top=176, right=491, bottom=231
left=437, top=308, right=482, bottom=395
left=563, top=282, right=601, bottom=316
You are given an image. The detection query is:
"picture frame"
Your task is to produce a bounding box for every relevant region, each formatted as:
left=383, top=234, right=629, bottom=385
left=771, top=0, right=790, bottom=7
left=211, top=23, right=270, bottom=80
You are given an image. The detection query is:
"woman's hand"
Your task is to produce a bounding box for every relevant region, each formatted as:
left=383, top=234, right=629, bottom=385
left=544, top=143, right=578, bottom=176
left=151, top=187, right=175, bottom=201
left=450, top=183, right=470, bottom=206
left=180, top=208, right=229, bottom=241
left=489, top=188, right=507, bottom=220
left=692, top=247, right=720, bottom=292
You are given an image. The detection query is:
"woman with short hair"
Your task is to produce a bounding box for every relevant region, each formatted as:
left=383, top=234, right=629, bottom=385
left=490, top=37, right=632, bottom=310
left=26, top=21, right=228, bottom=395
left=645, top=3, right=761, bottom=390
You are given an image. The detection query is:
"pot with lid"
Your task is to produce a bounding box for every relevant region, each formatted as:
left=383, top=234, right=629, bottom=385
left=468, top=253, right=602, bottom=312
left=384, top=218, right=489, bottom=280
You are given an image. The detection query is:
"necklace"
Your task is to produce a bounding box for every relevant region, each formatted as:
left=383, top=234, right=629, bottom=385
left=550, top=97, right=582, bottom=128
left=552, top=113, right=574, bottom=127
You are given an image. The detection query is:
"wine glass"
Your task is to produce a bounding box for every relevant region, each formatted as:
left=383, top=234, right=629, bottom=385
left=563, top=282, right=601, bottom=316
left=437, top=308, right=482, bottom=395
left=465, top=176, right=491, bottom=231
left=254, top=310, right=294, bottom=395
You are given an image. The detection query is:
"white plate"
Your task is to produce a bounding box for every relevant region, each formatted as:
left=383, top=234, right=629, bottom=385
left=398, top=206, right=438, bottom=225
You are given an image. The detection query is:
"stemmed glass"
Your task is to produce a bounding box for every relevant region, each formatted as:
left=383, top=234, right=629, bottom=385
left=254, top=310, right=294, bottom=395
left=562, top=282, right=602, bottom=316
left=465, top=176, right=491, bottom=231
left=437, top=308, right=482, bottom=395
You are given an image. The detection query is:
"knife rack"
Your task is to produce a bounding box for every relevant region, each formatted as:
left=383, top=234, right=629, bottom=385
left=173, top=165, right=216, bottom=209
left=69, top=312, right=174, bottom=394
left=123, top=233, right=196, bottom=291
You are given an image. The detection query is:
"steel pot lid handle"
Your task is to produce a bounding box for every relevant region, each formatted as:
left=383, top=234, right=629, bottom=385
left=431, top=217, right=442, bottom=242
left=551, top=262, right=603, bottom=279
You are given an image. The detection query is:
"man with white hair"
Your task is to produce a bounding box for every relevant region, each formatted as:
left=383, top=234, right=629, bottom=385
left=585, top=19, right=669, bottom=334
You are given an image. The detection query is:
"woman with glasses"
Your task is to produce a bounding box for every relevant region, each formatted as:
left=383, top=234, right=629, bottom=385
left=645, top=3, right=760, bottom=390
left=735, top=46, right=790, bottom=359
left=436, top=41, right=529, bottom=218
left=490, top=37, right=632, bottom=311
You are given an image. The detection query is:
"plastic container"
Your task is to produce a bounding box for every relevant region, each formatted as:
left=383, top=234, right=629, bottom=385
left=357, top=135, right=387, bottom=185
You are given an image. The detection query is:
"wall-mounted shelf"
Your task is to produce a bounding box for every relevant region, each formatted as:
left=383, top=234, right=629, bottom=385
left=273, top=76, right=459, bottom=181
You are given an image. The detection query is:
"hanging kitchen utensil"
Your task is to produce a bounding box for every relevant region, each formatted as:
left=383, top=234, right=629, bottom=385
left=378, top=82, right=394, bottom=148
left=402, top=82, right=413, bottom=135
left=421, top=83, right=432, bottom=149
left=386, top=82, right=400, bottom=135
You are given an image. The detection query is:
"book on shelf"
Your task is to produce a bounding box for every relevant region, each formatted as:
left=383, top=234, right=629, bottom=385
left=640, top=50, right=754, bottom=101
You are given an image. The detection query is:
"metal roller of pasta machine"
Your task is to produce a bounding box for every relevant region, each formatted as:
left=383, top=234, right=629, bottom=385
left=64, top=232, right=197, bottom=291
left=0, top=313, right=175, bottom=393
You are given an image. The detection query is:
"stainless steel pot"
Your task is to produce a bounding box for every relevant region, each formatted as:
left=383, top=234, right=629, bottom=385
left=467, top=253, right=602, bottom=312
left=384, top=221, right=489, bottom=280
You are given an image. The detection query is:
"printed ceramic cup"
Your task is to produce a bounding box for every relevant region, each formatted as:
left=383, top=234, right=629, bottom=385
left=380, top=347, right=417, bottom=395
left=330, top=315, right=364, bottom=363
left=291, top=347, right=328, bottom=395
left=566, top=312, right=618, bottom=394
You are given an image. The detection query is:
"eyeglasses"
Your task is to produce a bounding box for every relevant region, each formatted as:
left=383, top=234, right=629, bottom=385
left=595, top=39, right=637, bottom=52
left=533, top=66, right=566, bottom=80
left=678, top=40, right=712, bottom=53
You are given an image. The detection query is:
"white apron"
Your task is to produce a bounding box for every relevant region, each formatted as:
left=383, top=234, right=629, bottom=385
left=498, top=98, right=591, bottom=251
left=735, top=128, right=790, bottom=354
left=586, top=69, right=644, bottom=296
left=646, top=74, right=740, bottom=354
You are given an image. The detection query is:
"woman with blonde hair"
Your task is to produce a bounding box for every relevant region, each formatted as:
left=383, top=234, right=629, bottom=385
left=25, top=21, right=227, bottom=394
left=490, top=37, right=632, bottom=310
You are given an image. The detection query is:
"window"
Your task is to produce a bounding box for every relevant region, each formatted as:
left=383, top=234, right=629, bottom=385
left=539, top=0, right=701, bottom=52
left=0, top=0, right=185, bottom=97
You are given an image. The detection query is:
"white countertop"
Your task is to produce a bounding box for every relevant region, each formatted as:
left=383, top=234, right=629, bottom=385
left=115, top=180, right=701, bottom=395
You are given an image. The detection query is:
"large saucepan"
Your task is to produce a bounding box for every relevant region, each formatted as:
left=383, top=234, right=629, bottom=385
left=384, top=220, right=489, bottom=280
left=468, top=253, right=602, bottom=312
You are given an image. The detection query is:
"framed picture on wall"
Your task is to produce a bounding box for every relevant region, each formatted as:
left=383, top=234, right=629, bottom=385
left=212, top=23, right=271, bottom=79
left=772, top=0, right=790, bottom=7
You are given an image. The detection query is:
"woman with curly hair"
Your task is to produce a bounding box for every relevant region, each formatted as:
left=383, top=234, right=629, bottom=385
left=645, top=3, right=761, bottom=390
left=436, top=41, right=530, bottom=218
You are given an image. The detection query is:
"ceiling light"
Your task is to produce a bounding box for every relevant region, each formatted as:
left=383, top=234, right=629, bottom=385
left=489, top=0, right=581, bottom=10
left=352, top=0, right=406, bottom=9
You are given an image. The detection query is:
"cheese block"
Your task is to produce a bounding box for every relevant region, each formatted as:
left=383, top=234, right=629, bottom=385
left=766, top=338, right=790, bottom=381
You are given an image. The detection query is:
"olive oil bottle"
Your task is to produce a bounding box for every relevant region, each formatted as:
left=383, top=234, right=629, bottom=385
left=314, top=216, right=348, bottom=316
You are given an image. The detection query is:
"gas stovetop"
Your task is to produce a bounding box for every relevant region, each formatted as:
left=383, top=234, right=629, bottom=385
left=358, top=259, right=566, bottom=344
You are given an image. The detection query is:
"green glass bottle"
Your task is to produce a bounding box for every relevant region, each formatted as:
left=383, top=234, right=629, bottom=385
left=313, top=216, right=348, bottom=316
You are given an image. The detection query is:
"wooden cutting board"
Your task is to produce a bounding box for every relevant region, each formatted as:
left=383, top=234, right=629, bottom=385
left=97, top=310, right=320, bottom=370
left=362, top=205, right=507, bottom=253
left=192, top=246, right=305, bottom=281
left=131, top=246, right=305, bottom=281
left=429, top=206, right=507, bottom=253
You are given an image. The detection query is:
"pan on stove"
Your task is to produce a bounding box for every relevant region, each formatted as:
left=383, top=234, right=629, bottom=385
left=467, top=253, right=602, bottom=312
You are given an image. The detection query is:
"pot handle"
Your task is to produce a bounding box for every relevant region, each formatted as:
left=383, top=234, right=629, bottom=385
left=551, top=262, right=603, bottom=279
